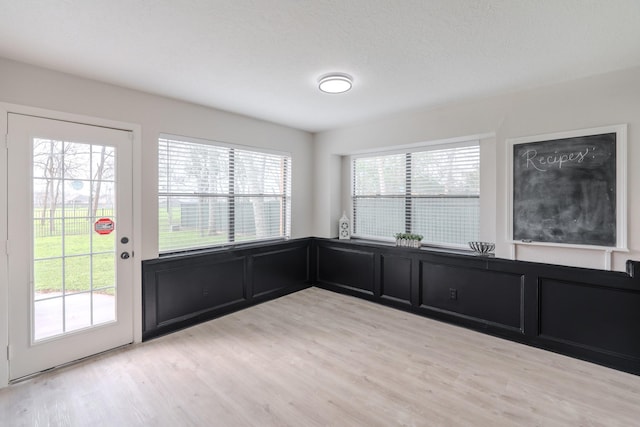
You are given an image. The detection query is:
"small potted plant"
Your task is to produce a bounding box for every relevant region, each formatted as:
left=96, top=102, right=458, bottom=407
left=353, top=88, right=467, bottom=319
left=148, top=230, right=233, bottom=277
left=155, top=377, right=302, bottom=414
left=394, top=233, right=423, bottom=248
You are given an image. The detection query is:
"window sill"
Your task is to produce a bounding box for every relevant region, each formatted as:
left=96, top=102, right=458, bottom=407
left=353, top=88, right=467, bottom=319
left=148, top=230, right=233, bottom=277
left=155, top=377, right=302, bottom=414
left=330, top=237, right=487, bottom=257
left=158, top=237, right=292, bottom=259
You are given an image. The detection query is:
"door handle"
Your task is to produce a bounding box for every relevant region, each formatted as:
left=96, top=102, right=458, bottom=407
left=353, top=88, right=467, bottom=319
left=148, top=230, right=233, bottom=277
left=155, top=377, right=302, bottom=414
left=120, top=252, right=130, bottom=260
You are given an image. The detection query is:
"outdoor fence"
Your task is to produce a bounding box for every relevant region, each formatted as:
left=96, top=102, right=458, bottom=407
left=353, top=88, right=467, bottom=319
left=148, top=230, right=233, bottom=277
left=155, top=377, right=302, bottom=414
left=34, top=208, right=115, bottom=238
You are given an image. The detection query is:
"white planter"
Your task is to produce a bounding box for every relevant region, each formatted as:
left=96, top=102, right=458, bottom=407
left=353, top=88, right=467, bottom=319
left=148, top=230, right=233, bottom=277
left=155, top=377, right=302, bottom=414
left=396, top=238, right=422, bottom=248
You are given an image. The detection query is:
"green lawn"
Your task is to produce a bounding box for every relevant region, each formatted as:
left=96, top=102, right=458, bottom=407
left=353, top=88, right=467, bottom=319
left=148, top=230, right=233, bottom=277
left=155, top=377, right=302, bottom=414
left=34, top=233, right=115, bottom=294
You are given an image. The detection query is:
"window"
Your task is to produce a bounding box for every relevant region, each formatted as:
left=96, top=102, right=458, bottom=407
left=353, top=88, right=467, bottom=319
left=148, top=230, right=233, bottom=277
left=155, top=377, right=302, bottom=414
left=158, top=135, right=291, bottom=253
left=352, top=142, right=479, bottom=247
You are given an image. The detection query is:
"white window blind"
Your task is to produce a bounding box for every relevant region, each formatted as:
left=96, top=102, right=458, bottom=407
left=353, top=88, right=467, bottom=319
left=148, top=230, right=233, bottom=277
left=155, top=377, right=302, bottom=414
left=352, top=142, right=479, bottom=247
left=158, top=136, right=291, bottom=253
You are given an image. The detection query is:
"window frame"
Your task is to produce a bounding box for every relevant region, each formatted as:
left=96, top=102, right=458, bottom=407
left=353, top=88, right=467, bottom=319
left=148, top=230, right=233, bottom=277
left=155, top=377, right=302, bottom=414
left=350, top=139, right=480, bottom=249
left=158, top=134, right=292, bottom=255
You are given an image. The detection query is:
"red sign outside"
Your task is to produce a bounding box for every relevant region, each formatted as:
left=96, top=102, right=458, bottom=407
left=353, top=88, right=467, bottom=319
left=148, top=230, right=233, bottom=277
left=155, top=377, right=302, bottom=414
left=94, top=218, right=115, bottom=235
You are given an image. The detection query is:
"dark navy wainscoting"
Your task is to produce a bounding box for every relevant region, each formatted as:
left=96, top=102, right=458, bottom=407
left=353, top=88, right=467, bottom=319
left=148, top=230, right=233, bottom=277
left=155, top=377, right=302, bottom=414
left=142, top=237, right=640, bottom=375
left=142, top=239, right=311, bottom=340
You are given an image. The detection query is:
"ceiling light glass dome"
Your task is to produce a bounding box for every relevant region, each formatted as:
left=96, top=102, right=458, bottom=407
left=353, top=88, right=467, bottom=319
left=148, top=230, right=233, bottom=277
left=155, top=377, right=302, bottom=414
left=318, top=73, right=353, bottom=94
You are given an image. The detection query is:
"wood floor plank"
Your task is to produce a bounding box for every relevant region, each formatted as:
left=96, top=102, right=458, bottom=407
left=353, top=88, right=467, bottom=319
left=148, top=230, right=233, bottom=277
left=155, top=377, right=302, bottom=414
left=1, top=287, right=639, bottom=426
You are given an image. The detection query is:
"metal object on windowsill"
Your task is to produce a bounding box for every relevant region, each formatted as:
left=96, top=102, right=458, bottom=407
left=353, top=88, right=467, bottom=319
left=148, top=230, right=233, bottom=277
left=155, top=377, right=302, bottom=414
left=468, top=241, right=495, bottom=256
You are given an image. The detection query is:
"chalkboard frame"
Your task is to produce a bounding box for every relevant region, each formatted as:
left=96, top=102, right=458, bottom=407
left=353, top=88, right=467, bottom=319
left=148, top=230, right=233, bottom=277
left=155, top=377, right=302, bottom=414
left=507, top=124, right=627, bottom=251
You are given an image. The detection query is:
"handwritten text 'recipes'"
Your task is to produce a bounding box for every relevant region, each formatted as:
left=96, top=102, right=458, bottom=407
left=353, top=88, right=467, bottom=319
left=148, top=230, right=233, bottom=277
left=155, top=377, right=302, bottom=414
left=521, top=147, right=595, bottom=172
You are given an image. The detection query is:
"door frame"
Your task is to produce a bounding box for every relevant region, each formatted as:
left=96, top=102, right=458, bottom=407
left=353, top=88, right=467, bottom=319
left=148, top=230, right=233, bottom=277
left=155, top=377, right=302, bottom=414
left=0, top=103, right=143, bottom=388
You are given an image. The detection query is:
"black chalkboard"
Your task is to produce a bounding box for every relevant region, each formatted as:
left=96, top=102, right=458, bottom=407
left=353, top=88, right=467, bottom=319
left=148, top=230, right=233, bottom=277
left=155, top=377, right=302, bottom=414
left=512, top=132, right=616, bottom=246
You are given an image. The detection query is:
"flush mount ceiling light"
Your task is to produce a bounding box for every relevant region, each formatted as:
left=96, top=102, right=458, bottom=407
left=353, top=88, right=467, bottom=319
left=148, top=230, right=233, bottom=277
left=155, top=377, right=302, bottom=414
left=318, top=73, right=353, bottom=94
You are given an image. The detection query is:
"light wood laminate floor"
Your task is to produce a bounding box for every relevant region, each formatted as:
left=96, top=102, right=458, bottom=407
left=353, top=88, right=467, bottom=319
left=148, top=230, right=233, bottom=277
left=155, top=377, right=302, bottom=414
left=1, top=287, right=639, bottom=426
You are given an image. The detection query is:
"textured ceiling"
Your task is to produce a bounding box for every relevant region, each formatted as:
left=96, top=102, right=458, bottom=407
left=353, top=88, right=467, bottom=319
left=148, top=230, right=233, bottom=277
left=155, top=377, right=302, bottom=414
left=1, top=0, right=640, bottom=132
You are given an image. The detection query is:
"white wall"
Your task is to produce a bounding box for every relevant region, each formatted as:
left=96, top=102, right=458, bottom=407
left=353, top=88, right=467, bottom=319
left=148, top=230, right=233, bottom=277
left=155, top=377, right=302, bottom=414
left=0, top=58, right=313, bottom=387
left=313, top=66, right=640, bottom=273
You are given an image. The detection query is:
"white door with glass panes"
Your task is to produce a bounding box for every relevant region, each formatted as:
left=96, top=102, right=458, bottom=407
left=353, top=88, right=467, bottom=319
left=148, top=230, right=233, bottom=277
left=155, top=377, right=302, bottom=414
left=7, top=113, right=133, bottom=380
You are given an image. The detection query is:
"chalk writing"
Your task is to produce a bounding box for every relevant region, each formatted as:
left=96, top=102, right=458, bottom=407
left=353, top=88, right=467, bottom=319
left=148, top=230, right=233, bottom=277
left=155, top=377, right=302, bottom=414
left=521, top=147, right=596, bottom=172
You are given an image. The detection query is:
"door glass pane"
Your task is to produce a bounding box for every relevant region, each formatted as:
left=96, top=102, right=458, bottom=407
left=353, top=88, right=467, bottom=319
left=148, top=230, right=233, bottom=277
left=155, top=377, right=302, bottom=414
left=65, top=293, right=92, bottom=333
left=32, top=138, right=117, bottom=341
left=92, top=253, right=115, bottom=288
left=33, top=258, right=63, bottom=300
left=64, top=255, right=91, bottom=295
left=93, top=145, right=115, bottom=180
left=63, top=220, right=91, bottom=255
left=93, top=288, right=116, bottom=325
left=64, top=141, right=91, bottom=180
left=34, top=297, right=63, bottom=340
